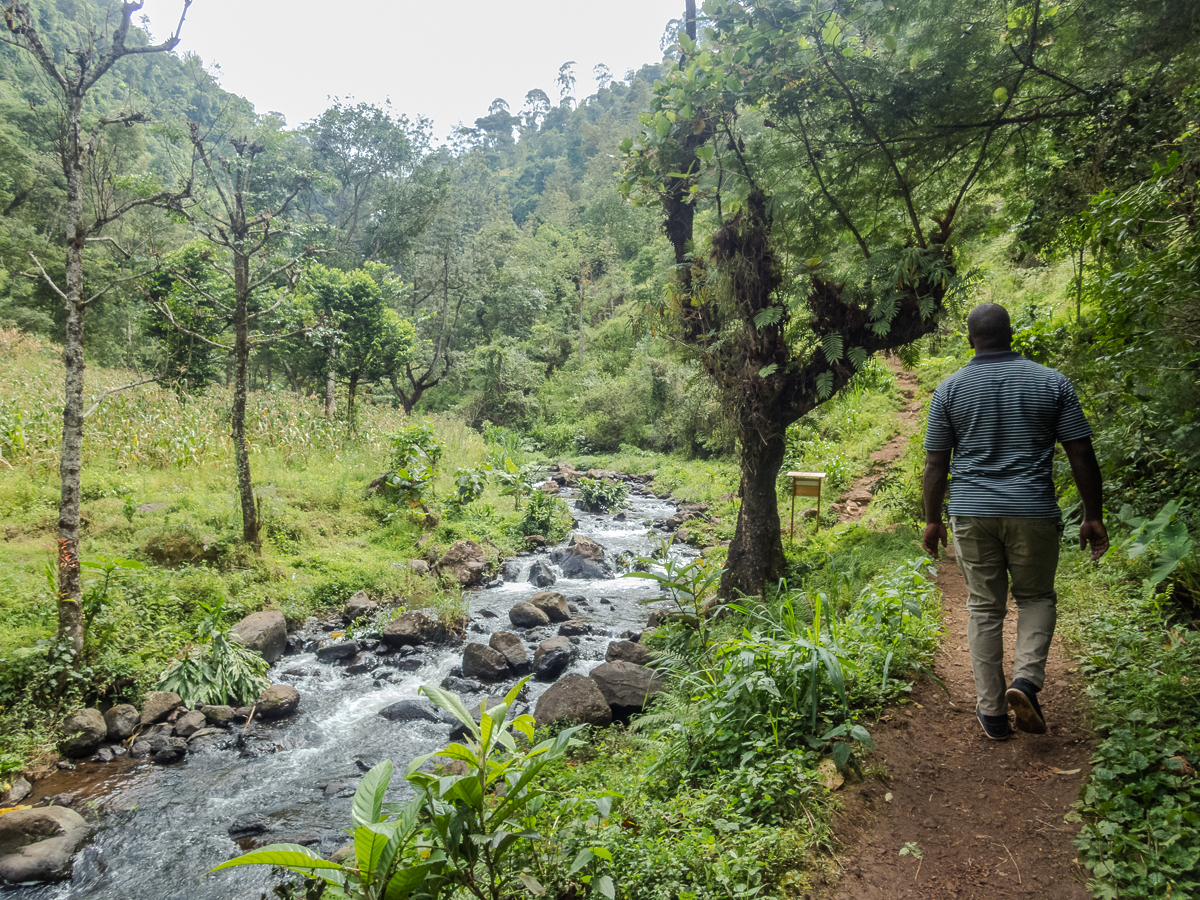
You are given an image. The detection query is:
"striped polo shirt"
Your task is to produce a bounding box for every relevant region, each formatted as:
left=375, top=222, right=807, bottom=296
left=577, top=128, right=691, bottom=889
left=924, top=351, right=1092, bottom=517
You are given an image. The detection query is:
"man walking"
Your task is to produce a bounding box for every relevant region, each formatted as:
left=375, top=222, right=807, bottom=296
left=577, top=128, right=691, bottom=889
left=922, top=303, right=1109, bottom=739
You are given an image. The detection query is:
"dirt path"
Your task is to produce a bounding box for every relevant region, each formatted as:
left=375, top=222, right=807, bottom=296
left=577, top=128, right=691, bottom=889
left=815, top=365, right=1095, bottom=900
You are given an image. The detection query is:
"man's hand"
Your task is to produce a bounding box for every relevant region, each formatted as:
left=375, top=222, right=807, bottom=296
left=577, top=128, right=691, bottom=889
left=1080, top=519, right=1109, bottom=561
left=923, top=522, right=948, bottom=559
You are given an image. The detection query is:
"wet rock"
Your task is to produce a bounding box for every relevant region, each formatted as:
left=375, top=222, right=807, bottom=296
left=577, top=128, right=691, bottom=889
left=533, top=636, right=575, bottom=682
left=316, top=640, right=360, bottom=663
left=551, top=535, right=614, bottom=579
left=142, top=723, right=173, bottom=739
left=485, top=577, right=505, bottom=589
left=606, top=640, right=653, bottom=666
left=382, top=611, right=449, bottom=648
left=468, top=621, right=487, bottom=634
left=227, top=816, right=268, bottom=838
left=461, top=643, right=511, bottom=683
left=129, top=740, right=151, bottom=759
left=378, top=700, right=443, bottom=723
left=392, top=658, right=422, bottom=672
left=138, top=691, right=181, bottom=727
left=60, top=709, right=106, bottom=759
left=111, top=746, right=127, bottom=758
left=344, top=654, right=378, bottom=676
left=323, top=781, right=351, bottom=797
left=441, top=676, right=484, bottom=694
left=284, top=635, right=304, bottom=656
left=342, top=590, right=378, bottom=623
left=173, top=710, right=207, bottom=738
left=619, top=630, right=641, bottom=642
left=508, top=602, right=550, bottom=629
left=256, top=684, right=301, bottom=720
left=186, top=727, right=227, bottom=744
left=527, top=560, right=556, bottom=588
left=567, top=602, right=579, bottom=615
left=538, top=480, right=559, bottom=494
left=530, top=591, right=570, bottom=623
left=479, top=609, right=499, bottom=619
left=534, top=675, right=613, bottom=729
left=599, top=598, right=612, bottom=605
left=589, top=661, right=666, bottom=713
left=43, top=793, right=75, bottom=808
left=437, top=540, right=489, bottom=587
left=149, top=734, right=188, bottom=764
left=231, top=610, right=287, bottom=664
left=103, top=704, right=139, bottom=741
left=360, top=639, right=380, bottom=652
left=233, top=706, right=254, bottom=721
left=488, top=632, right=530, bottom=676
left=91, top=747, right=114, bottom=763
left=1, top=776, right=31, bottom=807
left=501, top=559, right=521, bottom=582
left=0, top=806, right=91, bottom=883
left=524, top=535, right=547, bottom=549
left=558, top=620, right=590, bottom=637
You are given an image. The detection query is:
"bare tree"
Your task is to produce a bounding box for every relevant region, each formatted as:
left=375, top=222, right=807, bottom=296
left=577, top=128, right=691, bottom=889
left=2, top=0, right=192, bottom=662
left=150, top=122, right=307, bottom=549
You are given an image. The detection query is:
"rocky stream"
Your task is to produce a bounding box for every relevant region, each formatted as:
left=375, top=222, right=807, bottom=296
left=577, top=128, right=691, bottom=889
left=1, top=475, right=701, bottom=899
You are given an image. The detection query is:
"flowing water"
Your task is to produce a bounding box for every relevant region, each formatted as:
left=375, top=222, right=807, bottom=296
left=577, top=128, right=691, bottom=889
left=5, top=485, right=694, bottom=900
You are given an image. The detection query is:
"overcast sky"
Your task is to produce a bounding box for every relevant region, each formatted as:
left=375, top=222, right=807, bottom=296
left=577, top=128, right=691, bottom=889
left=139, top=0, right=682, bottom=139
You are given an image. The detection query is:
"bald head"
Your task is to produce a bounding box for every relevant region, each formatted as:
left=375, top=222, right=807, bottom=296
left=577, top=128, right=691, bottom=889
left=967, top=303, right=1012, bottom=352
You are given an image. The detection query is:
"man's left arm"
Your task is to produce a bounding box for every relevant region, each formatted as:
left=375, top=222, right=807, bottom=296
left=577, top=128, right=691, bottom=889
left=1062, top=437, right=1109, bottom=560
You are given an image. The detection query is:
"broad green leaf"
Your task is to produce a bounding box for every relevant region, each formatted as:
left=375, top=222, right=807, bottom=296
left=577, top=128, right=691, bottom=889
left=568, top=849, right=594, bottom=876
left=519, top=872, right=546, bottom=895
left=209, top=844, right=344, bottom=875
left=355, top=823, right=394, bottom=880
left=695, top=145, right=714, bottom=163
left=352, top=759, right=393, bottom=827
left=420, top=684, right=477, bottom=734
left=993, top=86, right=1008, bottom=104
left=598, top=874, right=616, bottom=899
left=383, top=861, right=444, bottom=900
left=884, top=34, right=897, bottom=52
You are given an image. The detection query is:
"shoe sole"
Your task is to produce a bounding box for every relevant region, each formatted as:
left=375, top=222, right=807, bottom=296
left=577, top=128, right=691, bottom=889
left=1006, top=688, right=1047, bottom=734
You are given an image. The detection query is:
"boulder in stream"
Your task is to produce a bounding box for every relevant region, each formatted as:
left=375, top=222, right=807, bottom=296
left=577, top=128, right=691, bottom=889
left=534, top=675, right=612, bottom=729
left=231, top=610, right=287, bottom=664
left=606, top=640, right=654, bottom=667
left=0, top=806, right=91, bottom=884
left=256, top=684, right=301, bottom=720
left=527, top=560, right=556, bottom=588
left=533, top=636, right=575, bottom=681
left=382, top=611, right=449, bottom=647
left=508, top=602, right=550, bottom=629
left=59, top=708, right=106, bottom=759
left=377, top=700, right=447, bottom=724
left=488, top=632, right=530, bottom=676
left=104, top=704, right=139, bottom=741
left=316, top=640, right=359, bottom=663
left=149, top=734, right=188, bottom=764
left=139, top=691, right=182, bottom=727
left=589, top=661, right=666, bottom=714
left=558, top=620, right=590, bottom=637
left=342, top=590, right=378, bottom=623
left=551, top=535, right=615, bottom=579
left=461, top=643, right=511, bottom=683
left=437, top=540, right=489, bottom=586
left=1, top=776, right=32, bottom=807
left=201, top=705, right=236, bottom=727
left=173, top=710, right=207, bottom=738
left=529, top=591, right=570, bottom=623
left=501, top=559, right=521, bottom=582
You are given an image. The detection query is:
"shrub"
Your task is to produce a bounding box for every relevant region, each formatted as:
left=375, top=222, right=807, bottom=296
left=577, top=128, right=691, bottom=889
left=577, top=477, right=629, bottom=512
left=156, top=596, right=269, bottom=707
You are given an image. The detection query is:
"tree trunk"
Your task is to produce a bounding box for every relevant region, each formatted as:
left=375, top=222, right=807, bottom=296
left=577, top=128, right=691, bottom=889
left=232, top=248, right=259, bottom=549
left=56, top=94, right=86, bottom=660
left=347, top=372, right=359, bottom=431
left=325, top=350, right=336, bottom=418
left=720, top=426, right=788, bottom=600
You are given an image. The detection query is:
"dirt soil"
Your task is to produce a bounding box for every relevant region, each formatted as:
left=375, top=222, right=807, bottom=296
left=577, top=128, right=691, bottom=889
left=815, top=364, right=1095, bottom=899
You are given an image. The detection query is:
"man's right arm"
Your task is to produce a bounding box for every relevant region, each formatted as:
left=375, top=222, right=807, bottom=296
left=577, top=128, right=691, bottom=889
left=1062, top=437, right=1109, bottom=560
left=923, top=449, right=952, bottom=559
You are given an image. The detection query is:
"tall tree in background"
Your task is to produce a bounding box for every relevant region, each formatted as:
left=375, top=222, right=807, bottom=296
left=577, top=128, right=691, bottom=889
left=1, top=0, right=192, bottom=662
left=623, top=0, right=1120, bottom=598
left=151, top=122, right=307, bottom=549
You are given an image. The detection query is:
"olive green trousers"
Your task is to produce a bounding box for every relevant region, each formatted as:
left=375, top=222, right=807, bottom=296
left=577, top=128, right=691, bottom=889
left=950, top=516, right=1062, bottom=717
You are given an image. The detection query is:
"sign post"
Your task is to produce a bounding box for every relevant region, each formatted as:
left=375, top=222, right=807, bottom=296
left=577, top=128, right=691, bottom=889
left=787, top=471, right=826, bottom=539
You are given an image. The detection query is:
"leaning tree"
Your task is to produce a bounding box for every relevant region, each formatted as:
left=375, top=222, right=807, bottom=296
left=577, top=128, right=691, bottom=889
left=2, top=0, right=192, bottom=662
left=622, top=0, right=1124, bottom=598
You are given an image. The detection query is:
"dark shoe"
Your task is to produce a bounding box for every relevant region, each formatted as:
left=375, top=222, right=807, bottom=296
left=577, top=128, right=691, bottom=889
left=977, top=709, right=1012, bottom=740
left=1006, top=678, right=1047, bottom=734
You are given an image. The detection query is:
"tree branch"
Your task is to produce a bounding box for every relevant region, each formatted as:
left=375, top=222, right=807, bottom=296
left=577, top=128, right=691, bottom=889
left=83, top=375, right=164, bottom=419
left=23, top=251, right=69, bottom=303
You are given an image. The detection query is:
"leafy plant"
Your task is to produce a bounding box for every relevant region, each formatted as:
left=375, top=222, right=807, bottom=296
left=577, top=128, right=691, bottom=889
left=493, top=457, right=537, bottom=510
left=629, top=537, right=722, bottom=654
left=576, top=477, right=628, bottom=512
left=156, top=595, right=269, bottom=708
left=80, top=556, right=145, bottom=638
left=211, top=679, right=610, bottom=900
left=516, top=488, right=559, bottom=538
left=450, top=467, right=488, bottom=507
left=1114, top=500, right=1197, bottom=593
